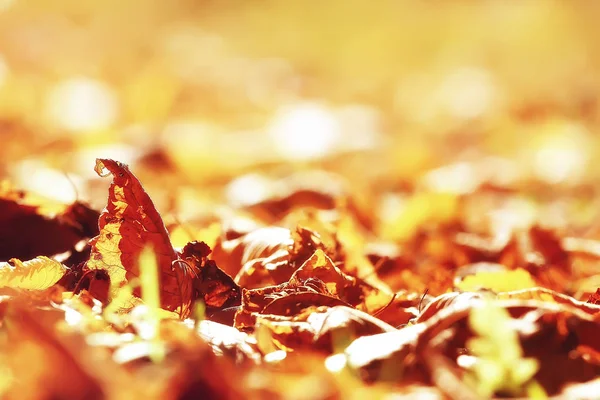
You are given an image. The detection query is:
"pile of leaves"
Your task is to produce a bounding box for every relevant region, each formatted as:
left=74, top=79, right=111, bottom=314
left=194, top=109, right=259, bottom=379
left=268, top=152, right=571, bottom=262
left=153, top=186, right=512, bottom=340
left=1, top=158, right=600, bottom=400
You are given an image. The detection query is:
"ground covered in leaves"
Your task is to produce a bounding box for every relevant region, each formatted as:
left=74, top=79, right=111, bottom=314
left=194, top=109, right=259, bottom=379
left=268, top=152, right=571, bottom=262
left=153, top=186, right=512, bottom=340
left=1, top=154, right=600, bottom=400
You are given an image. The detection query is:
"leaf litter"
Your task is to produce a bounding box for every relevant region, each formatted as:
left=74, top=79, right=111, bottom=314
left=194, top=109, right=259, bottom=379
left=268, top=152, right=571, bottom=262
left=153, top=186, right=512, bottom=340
left=1, top=158, right=600, bottom=400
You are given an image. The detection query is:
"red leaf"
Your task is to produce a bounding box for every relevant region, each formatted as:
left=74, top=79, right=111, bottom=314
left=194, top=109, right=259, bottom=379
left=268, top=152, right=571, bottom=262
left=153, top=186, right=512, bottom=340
left=87, top=159, right=193, bottom=316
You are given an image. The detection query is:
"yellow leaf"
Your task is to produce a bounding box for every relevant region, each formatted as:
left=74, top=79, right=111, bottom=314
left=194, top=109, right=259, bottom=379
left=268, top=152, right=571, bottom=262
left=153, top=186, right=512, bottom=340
left=380, top=191, right=458, bottom=242
left=170, top=222, right=221, bottom=250
left=103, top=282, right=140, bottom=318
left=457, top=268, right=537, bottom=293
left=0, top=256, right=66, bottom=290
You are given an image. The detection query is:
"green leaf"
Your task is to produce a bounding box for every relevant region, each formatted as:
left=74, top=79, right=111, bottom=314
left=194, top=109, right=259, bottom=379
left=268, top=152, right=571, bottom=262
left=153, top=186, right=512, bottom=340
left=139, top=246, right=160, bottom=311
left=466, top=301, right=546, bottom=398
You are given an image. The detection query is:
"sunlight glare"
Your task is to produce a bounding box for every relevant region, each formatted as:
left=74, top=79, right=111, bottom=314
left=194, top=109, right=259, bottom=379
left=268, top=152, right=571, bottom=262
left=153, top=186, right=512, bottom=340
left=264, top=350, right=287, bottom=363
left=226, top=174, right=272, bottom=207
left=64, top=307, right=83, bottom=327
left=324, top=353, right=347, bottom=373
left=533, top=122, right=590, bottom=184
left=11, top=160, right=79, bottom=205
left=269, top=103, right=341, bottom=160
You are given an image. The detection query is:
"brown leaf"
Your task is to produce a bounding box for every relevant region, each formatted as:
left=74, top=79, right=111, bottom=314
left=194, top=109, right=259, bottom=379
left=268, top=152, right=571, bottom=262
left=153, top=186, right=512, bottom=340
left=72, top=269, right=112, bottom=305
left=234, top=280, right=348, bottom=330
left=454, top=226, right=574, bottom=293
left=416, top=291, right=485, bottom=323
left=0, top=191, right=99, bottom=262
left=216, top=225, right=334, bottom=289
left=253, top=305, right=396, bottom=353
left=290, top=249, right=392, bottom=312
left=368, top=291, right=422, bottom=328
left=179, top=240, right=241, bottom=323
left=211, top=226, right=291, bottom=279
left=233, top=248, right=392, bottom=330
left=230, top=226, right=295, bottom=288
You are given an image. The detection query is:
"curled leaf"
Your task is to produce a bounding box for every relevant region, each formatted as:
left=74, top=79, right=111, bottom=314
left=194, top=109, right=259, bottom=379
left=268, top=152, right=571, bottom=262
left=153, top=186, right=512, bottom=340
left=215, top=225, right=334, bottom=289
left=497, top=287, right=600, bottom=314
left=416, top=292, right=486, bottom=323
left=234, top=280, right=348, bottom=330
left=340, top=323, right=428, bottom=383
left=254, top=305, right=396, bottom=353
left=290, top=249, right=392, bottom=312
left=180, top=241, right=241, bottom=323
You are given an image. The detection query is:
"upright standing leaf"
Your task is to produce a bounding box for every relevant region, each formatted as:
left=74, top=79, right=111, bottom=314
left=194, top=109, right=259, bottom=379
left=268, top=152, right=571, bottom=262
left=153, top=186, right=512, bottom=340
left=87, top=159, right=193, bottom=316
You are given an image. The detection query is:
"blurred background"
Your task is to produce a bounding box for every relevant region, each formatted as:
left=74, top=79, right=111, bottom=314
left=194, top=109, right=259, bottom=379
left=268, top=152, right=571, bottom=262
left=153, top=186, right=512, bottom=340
left=2, top=0, right=600, bottom=242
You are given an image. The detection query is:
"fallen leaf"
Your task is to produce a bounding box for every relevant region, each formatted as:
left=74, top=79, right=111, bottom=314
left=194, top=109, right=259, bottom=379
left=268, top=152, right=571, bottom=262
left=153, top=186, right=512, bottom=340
left=0, top=191, right=99, bottom=262
left=217, top=225, right=335, bottom=290
left=455, top=265, right=538, bottom=292
left=497, top=287, right=600, bottom=314
left=0, top=256, right=66, bottom=290
left=234, top=279, right=349, bottom=330
left=86, top=159, right=195, bottom=317
left=193, top=319, right=261, bottom=363
left=289, top=249, right=391, bottom=312
left=416, top=291, right=486, bottom=323
left=253, top=305, right=396, bottom=353
left=179, top=240, right=241, bottom=323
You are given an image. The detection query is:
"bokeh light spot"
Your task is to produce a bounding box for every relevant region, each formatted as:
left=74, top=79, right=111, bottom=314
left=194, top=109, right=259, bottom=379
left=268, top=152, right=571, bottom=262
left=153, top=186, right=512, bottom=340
left=46, top=77, right=118, bottom=132
left=268, top=102, right=341, bottom=161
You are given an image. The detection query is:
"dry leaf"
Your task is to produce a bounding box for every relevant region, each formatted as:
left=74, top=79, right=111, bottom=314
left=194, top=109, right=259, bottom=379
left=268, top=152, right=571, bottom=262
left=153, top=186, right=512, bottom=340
left=0, top=256, right=66, bottom=290
left=87, top=159, right=195, bottom=317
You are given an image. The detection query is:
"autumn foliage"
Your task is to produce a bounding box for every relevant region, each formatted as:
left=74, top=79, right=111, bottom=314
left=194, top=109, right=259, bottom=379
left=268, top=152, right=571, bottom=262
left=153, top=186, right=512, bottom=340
left=0, top=156, right=599, bottom=400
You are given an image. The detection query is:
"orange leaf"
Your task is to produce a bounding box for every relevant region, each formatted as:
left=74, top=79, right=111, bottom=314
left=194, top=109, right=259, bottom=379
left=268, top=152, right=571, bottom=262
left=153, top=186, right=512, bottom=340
left=87, top=159, right=193, bottom=317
